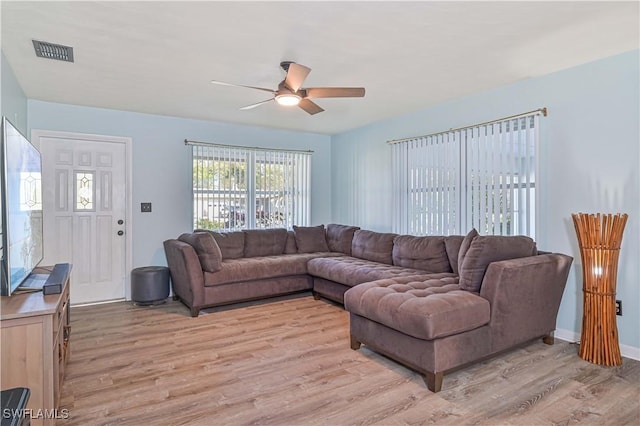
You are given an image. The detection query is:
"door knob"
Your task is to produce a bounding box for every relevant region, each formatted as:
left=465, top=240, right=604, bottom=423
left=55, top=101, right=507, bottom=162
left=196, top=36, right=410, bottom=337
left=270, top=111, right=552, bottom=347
left=117, top=219, right=124, bottom=225
left=117, top=230, right=124, bottom=236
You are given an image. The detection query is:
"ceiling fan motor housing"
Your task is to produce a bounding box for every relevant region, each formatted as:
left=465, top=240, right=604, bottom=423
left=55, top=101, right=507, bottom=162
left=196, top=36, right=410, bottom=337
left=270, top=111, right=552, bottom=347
left=280, top=61, right=295, bottom=72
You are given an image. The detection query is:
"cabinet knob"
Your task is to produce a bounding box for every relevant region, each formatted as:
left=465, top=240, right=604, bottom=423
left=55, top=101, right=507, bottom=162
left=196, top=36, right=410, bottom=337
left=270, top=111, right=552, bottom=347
left=117, top=230, right=124, bottom=236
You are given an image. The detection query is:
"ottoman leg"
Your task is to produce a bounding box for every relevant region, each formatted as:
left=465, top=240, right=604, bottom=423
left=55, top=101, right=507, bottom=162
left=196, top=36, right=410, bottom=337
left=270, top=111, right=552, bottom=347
left=424, top=371, right=443, bottom=393
left=312, top=291, right=321, bottom=301
left=350, top=335, right=362, bottom=350
left=190, top=307, right=200, bottom=317
left=542, top=332, right=554, bottom=345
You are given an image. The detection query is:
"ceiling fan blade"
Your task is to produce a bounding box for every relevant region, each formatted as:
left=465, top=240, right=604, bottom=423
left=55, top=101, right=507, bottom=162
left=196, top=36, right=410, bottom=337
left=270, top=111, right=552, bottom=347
left=305, top=87, right=365, bottom=98
left=298, top=98, right=324, bottom=115
left=240, top=98, right=274, bottom=110
left=211, top=80, right=275, bottom=94
left=284, top=63, right=311, bottom=92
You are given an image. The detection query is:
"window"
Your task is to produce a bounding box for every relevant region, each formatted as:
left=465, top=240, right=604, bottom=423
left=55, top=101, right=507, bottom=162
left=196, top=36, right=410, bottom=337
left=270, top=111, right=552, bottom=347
left=74, top=171, right=95, bottom=211
left=391, top=110, right=542, bottom=238
left=192, top=143, right=311, bottom=230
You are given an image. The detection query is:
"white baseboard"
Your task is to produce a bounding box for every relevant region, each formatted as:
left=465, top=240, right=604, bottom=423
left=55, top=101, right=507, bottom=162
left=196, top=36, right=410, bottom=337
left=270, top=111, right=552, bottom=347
left=72, top=298, right=126, bottom=308
left=555, top=328, right=640, bottom=361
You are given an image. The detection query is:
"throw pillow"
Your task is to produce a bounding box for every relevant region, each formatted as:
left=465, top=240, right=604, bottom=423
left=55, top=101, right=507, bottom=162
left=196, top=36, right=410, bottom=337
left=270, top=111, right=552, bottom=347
left=293, top=225, right=330, bottom=253
left=444, top=235, right=465, bottom=274
left=325, top=224, right=360, bottom=255
left=459, top=235, right=537, bottom=292
left=457, top=228, right=479, bottom=274
left=178, top=232, right=223, bottom=272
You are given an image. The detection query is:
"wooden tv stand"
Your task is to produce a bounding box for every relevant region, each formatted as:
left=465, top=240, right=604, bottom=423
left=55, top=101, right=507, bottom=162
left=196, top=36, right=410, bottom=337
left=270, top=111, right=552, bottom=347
left=0, top=264, right=71, bottom=425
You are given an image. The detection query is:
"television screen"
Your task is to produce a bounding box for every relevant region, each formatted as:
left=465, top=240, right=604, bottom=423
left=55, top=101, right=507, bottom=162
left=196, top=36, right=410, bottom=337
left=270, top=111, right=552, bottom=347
left=1, top=117, right=44, bottom=295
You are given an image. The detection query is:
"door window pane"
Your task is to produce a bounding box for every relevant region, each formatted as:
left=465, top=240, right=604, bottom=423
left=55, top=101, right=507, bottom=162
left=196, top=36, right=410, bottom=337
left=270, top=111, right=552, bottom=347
left=74, top=171, right=95, bottom=211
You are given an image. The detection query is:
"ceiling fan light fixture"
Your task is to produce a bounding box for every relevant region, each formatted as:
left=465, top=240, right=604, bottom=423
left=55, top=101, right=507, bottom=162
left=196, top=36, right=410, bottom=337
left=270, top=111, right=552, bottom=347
left=275, top=93, right=301, bottom=106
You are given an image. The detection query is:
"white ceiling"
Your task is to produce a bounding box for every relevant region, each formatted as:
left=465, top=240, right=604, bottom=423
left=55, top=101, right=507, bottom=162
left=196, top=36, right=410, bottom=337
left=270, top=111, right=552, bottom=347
left=2, top=1, right=638, bottom=135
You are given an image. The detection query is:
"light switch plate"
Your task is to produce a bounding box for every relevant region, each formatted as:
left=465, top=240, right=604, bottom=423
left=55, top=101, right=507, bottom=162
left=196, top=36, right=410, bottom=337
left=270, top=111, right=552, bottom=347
left=141, top=202, right=152, bottom=213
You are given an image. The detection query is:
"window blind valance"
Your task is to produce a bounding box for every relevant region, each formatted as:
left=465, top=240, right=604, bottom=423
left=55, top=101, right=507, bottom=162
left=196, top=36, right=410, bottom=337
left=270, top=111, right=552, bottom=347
left=185, top=139, right=313, bottom=155
left=387, top=108, right=546, bottom=145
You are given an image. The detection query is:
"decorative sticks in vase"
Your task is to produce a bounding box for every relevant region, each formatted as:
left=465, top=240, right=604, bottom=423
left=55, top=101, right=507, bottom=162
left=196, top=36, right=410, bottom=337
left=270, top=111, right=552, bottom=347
left=571, top=213, right=628, bottom=366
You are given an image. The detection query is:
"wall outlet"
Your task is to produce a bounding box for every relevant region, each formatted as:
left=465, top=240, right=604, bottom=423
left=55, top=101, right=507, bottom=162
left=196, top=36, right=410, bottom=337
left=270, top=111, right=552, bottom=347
left=616, top=300, right=622, bottom=316
left=141, top=202, right=152, bottom=213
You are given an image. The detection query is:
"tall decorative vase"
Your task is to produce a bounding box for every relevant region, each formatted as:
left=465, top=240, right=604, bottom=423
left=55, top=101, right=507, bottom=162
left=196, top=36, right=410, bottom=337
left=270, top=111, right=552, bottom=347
left=572, top=213, right=628, bottom=366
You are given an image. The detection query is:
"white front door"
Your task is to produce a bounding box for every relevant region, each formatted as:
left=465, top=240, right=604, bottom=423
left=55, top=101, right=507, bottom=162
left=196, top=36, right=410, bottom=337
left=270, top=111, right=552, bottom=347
left=36, top=133, right=129, bottom=304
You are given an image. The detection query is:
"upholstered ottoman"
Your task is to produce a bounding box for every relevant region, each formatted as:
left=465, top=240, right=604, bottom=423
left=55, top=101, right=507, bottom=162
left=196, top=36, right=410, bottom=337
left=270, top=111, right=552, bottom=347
left=344, top=275, right=491, bottom=392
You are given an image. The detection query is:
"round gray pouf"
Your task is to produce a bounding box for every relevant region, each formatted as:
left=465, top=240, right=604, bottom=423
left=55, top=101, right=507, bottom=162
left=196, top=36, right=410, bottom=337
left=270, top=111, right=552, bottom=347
left=131, top=266, right=170, bottom=305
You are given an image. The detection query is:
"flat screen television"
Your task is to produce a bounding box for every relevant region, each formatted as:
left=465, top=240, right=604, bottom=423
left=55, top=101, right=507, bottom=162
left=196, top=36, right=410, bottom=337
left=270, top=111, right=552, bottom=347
left=1, top=117, right=44, bottom=296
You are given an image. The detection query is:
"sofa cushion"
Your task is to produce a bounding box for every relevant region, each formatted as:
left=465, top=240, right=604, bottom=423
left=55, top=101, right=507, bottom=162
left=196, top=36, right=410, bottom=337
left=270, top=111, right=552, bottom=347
left=351, top=230, right=397, bottom=265
left=457, top=228, right=479, bottom=272
left=178, top=232, right=223, bottom=272
left=307, top=256, right=453, bottom=287
left=243, top=228, right=288, bottom=257
left=444, top=235, right=464, bottom=274
left=293, top=225, right=330, bottom=253
left=392, top=235, right=451, bottom=273
left=284, top=231, right=297, bottom=254
left=204, top=230, right=245, bottom=259
left=326, top=224, right=360, bottom=255
left=459, top=235, right=537, bottom=292
left=344, top=275, right=490, bottom=340
left=204, top=252, right=340, bottom=286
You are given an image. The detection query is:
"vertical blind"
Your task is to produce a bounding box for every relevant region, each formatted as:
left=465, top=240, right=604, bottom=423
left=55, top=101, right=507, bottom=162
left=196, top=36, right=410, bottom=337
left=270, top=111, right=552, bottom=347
left=391, top=110, right=542, bottom=237
left=192, top=143, right=311, bottom=231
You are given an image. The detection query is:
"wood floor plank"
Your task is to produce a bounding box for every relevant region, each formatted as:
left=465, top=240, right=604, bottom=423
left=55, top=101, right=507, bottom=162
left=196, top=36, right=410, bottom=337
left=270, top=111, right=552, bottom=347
left=59, top=296, right=640, bottom=425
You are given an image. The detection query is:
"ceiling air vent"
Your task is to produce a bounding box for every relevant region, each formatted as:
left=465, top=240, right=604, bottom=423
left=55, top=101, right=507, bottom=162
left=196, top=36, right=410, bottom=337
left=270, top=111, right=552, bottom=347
left=32, top=40, right=74, bottom=62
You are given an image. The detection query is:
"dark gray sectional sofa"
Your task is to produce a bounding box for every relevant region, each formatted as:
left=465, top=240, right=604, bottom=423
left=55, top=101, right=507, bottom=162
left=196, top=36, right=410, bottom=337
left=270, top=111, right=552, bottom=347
left=163, top=224, right=572, bottom=392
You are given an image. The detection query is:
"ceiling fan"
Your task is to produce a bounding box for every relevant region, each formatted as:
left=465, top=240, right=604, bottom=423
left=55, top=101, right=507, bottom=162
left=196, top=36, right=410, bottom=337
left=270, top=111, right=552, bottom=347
left=211, top=61, right=365, bottom=115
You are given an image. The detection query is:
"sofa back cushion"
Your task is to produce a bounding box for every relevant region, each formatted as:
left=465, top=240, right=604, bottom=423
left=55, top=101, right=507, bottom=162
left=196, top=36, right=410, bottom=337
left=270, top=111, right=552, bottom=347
left=444, top=235, right=465, bottom=274
left=197, top=230, right=245, bottom=259
left=351, top=230, right=397, bottom=265
left=284, top=231, right=298, bottom=254
left=293, top=225, right=330, bottom=253
left=243, top=228, right=288, bottom=257
left=326, top=224, right=360, bottom=255
left=178, top=232, right=223, bottom=272
left=459, top=234, right=537, bottom=292
left=392, top=235, right=451, bottom=273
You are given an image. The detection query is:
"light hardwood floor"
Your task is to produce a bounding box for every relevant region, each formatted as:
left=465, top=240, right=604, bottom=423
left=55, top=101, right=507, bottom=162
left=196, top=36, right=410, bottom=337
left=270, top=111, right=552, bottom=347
left=60, top=294, right=640, bottom=425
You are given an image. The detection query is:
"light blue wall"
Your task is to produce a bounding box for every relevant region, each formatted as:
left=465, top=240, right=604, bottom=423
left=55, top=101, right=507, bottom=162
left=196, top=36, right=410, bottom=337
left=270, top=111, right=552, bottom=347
left=1, top=51, right=28, bottom=134
left=11, top=46, right=640, bottom=352
left=27, top=101, right=332, bottom=270
left=331, top=49, right=640, bottom=351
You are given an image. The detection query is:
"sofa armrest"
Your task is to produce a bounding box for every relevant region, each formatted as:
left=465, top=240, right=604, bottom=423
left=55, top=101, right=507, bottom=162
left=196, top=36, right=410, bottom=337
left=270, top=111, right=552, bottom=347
left=479, top=253, right=573, bottom=353
left=163, top=239, right=205, bottom=309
